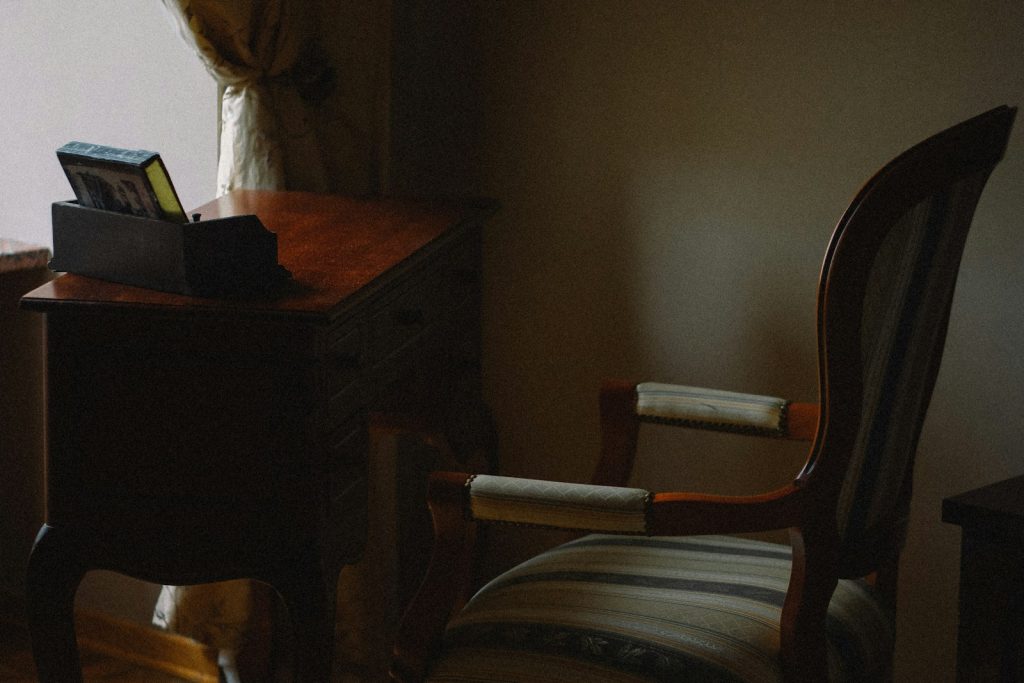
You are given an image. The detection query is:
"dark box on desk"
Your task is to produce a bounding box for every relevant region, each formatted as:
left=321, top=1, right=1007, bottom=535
left=49, top=201, right=289, bottom=297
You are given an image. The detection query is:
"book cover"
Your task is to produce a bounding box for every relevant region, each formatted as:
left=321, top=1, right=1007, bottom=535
left=56, top=141, right=188, bottom=223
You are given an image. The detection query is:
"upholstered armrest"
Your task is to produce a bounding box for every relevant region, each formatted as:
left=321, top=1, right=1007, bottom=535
left=636, top=382, right=790, bottom=435
left=463, top=473, right=803, bottom=536
left=467, top=474, right=651, bottom=533
left=591, top=379, right=816, bottom=489
left=635, top=382, right=818, bottom=440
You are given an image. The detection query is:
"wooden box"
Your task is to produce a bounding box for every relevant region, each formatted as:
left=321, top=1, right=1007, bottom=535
left=48, top=201, right=289, bottom=297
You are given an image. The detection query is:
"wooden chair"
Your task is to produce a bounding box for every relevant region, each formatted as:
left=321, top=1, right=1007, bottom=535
left=389, top=106, right=1017, bottom=682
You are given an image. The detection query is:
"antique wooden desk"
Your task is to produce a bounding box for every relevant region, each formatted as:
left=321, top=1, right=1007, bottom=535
left=943, top=475, right=1024, bottom=682
left=21, top=190, right=494, bottom=682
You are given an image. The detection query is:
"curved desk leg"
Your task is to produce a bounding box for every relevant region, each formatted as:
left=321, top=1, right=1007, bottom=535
left=266, top=559, right=340, bottom=683
left=26, top=524, right=87, bottom=683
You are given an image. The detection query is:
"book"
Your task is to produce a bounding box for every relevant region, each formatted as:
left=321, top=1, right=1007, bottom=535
left=56, top=141, right=188, bottom=223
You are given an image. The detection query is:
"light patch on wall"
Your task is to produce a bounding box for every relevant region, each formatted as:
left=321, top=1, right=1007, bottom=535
left=0, top=1, right=217, bottom=247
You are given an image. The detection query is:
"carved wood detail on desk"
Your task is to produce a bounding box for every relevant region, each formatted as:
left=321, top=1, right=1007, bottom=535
left=21, top=191, right=496, bottom=682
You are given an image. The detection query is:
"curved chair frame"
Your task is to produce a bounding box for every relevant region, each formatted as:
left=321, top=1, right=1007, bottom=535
left=390, top=106, right=1016, bottom=682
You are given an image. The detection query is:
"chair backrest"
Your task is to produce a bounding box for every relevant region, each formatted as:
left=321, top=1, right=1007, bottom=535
left=803, top=106, right=1016, bottom=566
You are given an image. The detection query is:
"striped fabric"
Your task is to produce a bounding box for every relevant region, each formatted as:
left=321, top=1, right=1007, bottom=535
left=836, top=174, right=987, bottom=546
left=468, top=475, right=651, bottom=533
left=636, top=383, right=789, bottom=436
left=428, top=535, right=893, bottom=682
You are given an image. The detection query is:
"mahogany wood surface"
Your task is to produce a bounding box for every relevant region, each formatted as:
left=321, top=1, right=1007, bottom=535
left=23, top=190, right=495, bottom=319
left=21, top=190, right=495, bottom=683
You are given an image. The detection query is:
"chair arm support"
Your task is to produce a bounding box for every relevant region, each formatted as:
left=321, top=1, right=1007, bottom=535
left=784, top=402, right=819, bottom=441
left=648, top=485, right=805, bottom=535
left=591, top=379, right=643, bottom=486
left=392, top=472, right=477, bottom=682
left=590, top=380, right=817, bottom=490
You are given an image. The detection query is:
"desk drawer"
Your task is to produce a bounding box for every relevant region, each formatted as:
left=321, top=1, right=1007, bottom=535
left=325, top=322, right=367, bottom=395
left=50, top=353, right=317, bottom=502
left=328, top=423, right=368, bottom=497
left=368, top=235, right=479, bottom=356
left=370, top=281, right=432, bottom=363
left=328, top=374, right=369, bottom=427
left=440, top=230, right=482, bottom=306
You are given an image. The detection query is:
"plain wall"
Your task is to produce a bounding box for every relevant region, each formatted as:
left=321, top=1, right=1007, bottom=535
left=0, top=1, right=217, bottom=248
left=453, top=2, right=1024, bottom=681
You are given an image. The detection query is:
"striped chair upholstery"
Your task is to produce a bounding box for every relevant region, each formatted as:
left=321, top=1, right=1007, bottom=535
left=835, top=169, right=994, bottom=550
left=429, top=534, right=893, bottom=682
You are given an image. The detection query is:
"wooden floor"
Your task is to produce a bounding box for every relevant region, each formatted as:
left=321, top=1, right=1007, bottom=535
left=0, top=608, right=203, bottom=683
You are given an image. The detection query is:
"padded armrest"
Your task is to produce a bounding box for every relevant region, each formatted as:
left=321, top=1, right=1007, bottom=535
left=636, top=382, right=790, bottom=436
left=467, top=474, right=651, bottom=533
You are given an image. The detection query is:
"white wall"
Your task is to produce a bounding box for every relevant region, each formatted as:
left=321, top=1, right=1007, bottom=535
left=0, top=1, right=217, bottom=247
left=0, top=1, right=217, bottom=622
left=467, top=3, right=1024, bottom=681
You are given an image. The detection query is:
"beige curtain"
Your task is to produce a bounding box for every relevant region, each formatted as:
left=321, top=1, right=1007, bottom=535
left=153, top=1, right=329, bottom=678
left=153, top=3, right=393, bottom=679
left=160, top=0, right=330, bottom=196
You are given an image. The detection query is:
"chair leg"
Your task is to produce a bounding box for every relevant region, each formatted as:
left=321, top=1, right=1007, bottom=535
left=781, top=527, right=838, bottom=682
left=25, top=524, right=87, bottom=683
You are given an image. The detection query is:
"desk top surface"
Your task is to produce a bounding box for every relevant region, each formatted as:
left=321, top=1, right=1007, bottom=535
left=21, top=190, right=493, bottom=321
left=942, top=474, right=1024, bottom=530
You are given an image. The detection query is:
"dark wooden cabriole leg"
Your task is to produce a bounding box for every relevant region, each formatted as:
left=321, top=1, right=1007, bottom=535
left=265, top=557, right=340, bottom=682
left=25, top=524, right=87, bottom=683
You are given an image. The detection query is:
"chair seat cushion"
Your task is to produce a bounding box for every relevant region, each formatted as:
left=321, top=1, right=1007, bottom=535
left=428, top=535, right=893, bottom=682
